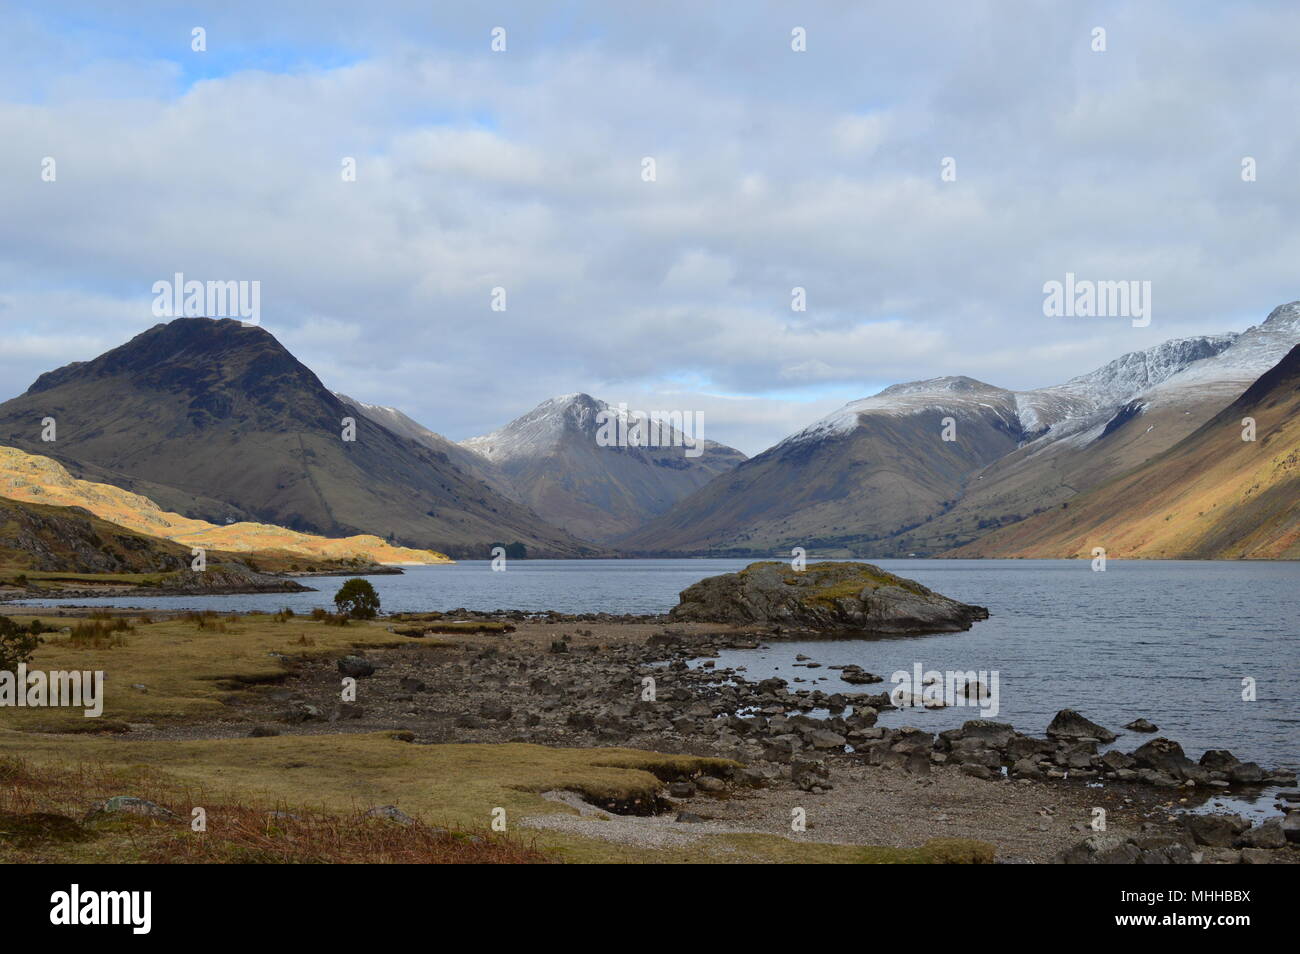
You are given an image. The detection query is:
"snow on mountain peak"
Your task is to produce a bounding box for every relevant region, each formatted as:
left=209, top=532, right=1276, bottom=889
left=461, top=393, right=609, bottom=461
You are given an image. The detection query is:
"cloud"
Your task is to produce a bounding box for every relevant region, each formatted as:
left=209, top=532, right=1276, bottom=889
left=1, top=1, right=1299, bottom=455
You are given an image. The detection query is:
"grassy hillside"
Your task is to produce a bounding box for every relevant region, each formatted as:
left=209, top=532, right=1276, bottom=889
left=949, top=345, right=1300, bottom=559
left=0, top=445, right=448, bottom=566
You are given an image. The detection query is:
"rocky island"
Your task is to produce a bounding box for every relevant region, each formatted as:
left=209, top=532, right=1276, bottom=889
left=671, top=560, right=990, bottom=635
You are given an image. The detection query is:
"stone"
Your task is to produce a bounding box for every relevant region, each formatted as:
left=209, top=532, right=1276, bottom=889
left=337, top=655, right=375, bottom=678
left=364, top=805, right=415, bottom=826
left=1124, top=718, right=1158, bottom=733
left=1237, top=818, right=1286, bottom=849
left=1059, top=833, right=1141, bottom=864
left=1132, top=737, right=1194, bottom=779
left=1228, top=762, right=1265, bottom=785
left=85, top=796, right=181, bottom=824
left=1183, top=813, right=1250, bottom=848
left=1240, top=848, right=1279, bottom=864
left=1045, top=709, right=1117, bottom=743
left=1199, top=749, right=1239, bottom=771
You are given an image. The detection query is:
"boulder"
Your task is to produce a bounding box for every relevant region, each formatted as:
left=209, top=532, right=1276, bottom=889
left=1058, top=833, right=1141, bottom=864
left=1045, top=709, right=1117, bottom=743
left=84, top=796, right=181, bottom=824
left=1124, top=718, right=1158, bottom=733
left=1183, top=813, right=1250, bottom=848
left=1237, top=818, right=1286, bottom=850
left=1132, top=737, right=1194, bottom=778
left=337, top=655, right=375, bottom=678
left=669, top=561, right=989, bottom=635
left=1199, top=749, right=1240, bottom=771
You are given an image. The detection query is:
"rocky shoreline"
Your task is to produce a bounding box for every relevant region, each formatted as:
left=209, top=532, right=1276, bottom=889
left=115, top=609, right=1299, bottom=864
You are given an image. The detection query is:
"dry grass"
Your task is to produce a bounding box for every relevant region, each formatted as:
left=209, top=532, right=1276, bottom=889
left=0, top=612, right=447, bottom=732
left=0, top=754, right=546, bottom=864
left=0, top=732, right=748, bottom=862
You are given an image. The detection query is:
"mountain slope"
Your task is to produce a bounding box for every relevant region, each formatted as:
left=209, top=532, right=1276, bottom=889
left=617, top=377, right=1023, bottom=555
left=948, top=344, right=1300, bottom=558
left=623, top=303, right=1300, bottom=557
left=0, top=444, right=449, bottom=565
left=885, top=303, right=1300, bottom=554
left=0, top=318, right=595, bottom=559
left=334, top=393, right=506, bottom=494
left=459, top=393, right=747, bottom=543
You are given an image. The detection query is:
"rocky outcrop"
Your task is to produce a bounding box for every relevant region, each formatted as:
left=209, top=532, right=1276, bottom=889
left=670, top=561, right=989, bottom=635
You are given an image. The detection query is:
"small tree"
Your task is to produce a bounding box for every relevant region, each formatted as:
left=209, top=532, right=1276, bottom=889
left=0, top=616, right=41, bottom=673
left=333, top=578, right=380, bottom=620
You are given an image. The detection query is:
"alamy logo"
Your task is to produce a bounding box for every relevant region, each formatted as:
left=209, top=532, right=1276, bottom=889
left=0, top=665, right=104, bottom=717
left=50, top=885, right=151, bottom=934
left=1042, top=272, right=1151, bottom=328
left=152, top=272, right=261, bottom=326
left=595, top=404, right=705, bottom=458
left=890, top=663, right=1000, bottom=718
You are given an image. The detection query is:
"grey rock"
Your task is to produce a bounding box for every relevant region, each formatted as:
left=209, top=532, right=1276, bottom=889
left=1046, top=709, right=1117, bottom=743
left=1124, top=718, right=1158, bottom=733
left=337, top=655, right=376, bottom=678
left=364, top=805, right=415, bottom=826
left=1183, top=813, right=1250, bottom=848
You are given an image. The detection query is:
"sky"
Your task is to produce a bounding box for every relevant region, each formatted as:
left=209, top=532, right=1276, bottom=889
left=2, top=1, right=1298, bottom=456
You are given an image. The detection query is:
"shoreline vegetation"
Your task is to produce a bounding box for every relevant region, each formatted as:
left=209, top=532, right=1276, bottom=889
left=2, top=562, right=1295, bottom=864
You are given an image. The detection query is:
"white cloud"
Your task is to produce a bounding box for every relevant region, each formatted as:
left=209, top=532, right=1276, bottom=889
left=1, top=2, right=1298, bottom=456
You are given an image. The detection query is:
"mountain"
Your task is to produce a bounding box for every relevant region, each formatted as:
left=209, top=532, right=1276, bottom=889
left=0, top=444, right=449, bottom=566
left=458, top=393, right=747, bottom=543
left=886, top=303, right=1300, bottom=554
left=949, top=343, right=1300, bottom=558
left=334, top=393, right=506, bottom=494
left=617, top=377, right=1023, bottom=554
left=0, top=318, right=596, bottom=559
left=622, top=303, right=1300, bottom=557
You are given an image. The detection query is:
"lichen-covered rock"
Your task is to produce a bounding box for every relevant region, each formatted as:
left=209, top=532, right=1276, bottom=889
left=670, top=561, right=989, bottom=635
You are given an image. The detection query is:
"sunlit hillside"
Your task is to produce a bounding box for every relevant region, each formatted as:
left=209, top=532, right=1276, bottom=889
left=0, top=445, right=451, bottom=566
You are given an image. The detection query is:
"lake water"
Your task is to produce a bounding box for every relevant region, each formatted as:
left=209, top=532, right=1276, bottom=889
left=15, top=558, right=1299, bottom=772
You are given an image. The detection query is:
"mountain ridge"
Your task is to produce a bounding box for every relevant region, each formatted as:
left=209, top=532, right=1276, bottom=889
left=621, top=303, right=1300, bottom=557
left=0, top=318, right=596, bottom=559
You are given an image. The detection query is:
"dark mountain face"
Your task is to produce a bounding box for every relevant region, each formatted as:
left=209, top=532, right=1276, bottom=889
left=0, top=318, right=595, bottom=559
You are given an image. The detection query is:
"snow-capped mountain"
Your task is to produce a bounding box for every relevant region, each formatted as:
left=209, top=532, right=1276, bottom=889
left=461, top=393, right=606, bottom=463
left=623, top=301, right=1300, bottom=557
left=460, top=393, right=746, bottom=544
left=780, top=376, right=1021, bottom=447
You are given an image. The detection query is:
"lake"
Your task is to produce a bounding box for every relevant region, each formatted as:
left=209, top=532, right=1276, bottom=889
left=15, top=558, right=1298, bottom=772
